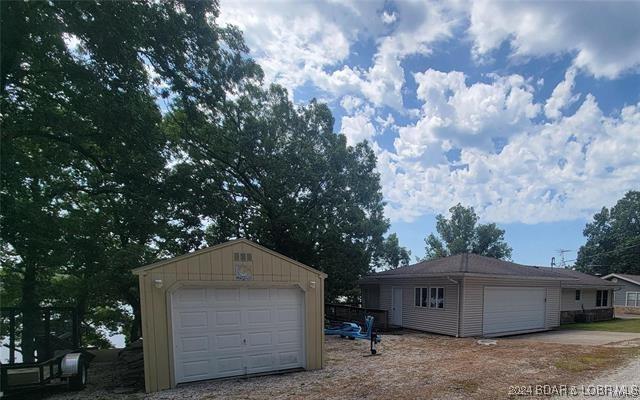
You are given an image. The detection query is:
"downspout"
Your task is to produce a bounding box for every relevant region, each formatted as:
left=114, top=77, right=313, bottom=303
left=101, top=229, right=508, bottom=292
left=446, top=276, right=460, bottom=337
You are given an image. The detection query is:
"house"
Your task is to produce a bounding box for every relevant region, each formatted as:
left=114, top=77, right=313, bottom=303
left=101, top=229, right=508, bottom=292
left=601, top=273, right=640, bottom=314
left=133, top=239, right=326, bottom=393
left=359, top=253, right=616, bottom=337
left=544, top=268, right=618, bottom=323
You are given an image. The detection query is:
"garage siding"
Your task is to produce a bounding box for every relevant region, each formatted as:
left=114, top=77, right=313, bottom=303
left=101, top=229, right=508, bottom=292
left=135, top=240, right=325, bottom=393
left=460, top=277, right=561, bottom=337
left=376, top=278, right=460, bottom=336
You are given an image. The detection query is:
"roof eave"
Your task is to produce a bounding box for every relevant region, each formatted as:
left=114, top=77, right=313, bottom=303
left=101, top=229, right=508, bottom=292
left=359, top=271, right=569, bottom=283
left=602, top=273, right=640, bottom=287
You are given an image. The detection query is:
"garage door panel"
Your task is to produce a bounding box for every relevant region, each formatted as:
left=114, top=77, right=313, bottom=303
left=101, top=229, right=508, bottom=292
left=278, top=351, right=301, bottom=366
left=483, top=287, right=546, bottom=335
left=179, top=312, right=208, bottom=328
left=216, top=356, right=244, bottom=375
left=215, top=310, right=242, bottom=327
left=247, top=308, right=272, bottom=324
left=182, top=360, right=210, bottom=379
left=247, top=331, right=273, bottom=347
left=180, top=336, right=209, bottom=353
left=214, top=333, right=243, bottom=351
left=211, top=288, right=241, bottom=302
left=177, top=288, right=206, bottom=304
left=276, top=307, right=301, bottom=323
left=172, top=287, right=304, bottom=384
left=248, top=288, right=271, bottom=301
left=277, top=329, right=301, bottom=345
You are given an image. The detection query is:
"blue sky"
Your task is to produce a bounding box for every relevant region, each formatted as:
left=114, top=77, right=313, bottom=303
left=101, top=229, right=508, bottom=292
left=220, top=0, right=640, bottom=266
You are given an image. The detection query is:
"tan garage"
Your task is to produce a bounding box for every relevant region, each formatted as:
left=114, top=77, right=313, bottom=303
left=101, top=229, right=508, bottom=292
left=133, top=238, right=326, bottom=393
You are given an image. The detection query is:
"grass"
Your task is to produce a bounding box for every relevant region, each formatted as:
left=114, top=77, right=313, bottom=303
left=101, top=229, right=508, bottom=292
left=555, top=347, right=640, bottom=372
left=561, top=318, right=640, bottom=333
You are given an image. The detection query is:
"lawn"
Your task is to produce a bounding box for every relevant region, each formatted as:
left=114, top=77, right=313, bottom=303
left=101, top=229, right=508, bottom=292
left=561, top=318, right=640, bottom=333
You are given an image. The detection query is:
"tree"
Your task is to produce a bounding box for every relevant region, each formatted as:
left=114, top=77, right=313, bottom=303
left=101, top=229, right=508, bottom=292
left=165, top=84, right=401, bottom=300
left=376, top=234, right=411, bottom=270
left=575, top=191, right=640, bottom=275
left=0, top=0, right=259, bottom=355
left=424, top=204, right=512, bottom=260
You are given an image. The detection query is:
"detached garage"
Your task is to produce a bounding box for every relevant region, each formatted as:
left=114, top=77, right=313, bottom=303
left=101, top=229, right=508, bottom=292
left=133, top=239, right=326, bottom=393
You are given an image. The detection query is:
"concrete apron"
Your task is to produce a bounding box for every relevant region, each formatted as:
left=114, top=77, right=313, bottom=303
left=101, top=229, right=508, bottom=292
left=503, top=329, right=640, bottom=346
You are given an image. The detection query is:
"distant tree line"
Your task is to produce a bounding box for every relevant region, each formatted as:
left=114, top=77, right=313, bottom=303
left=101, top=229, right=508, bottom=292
left=0, top=0, right=408, bottom=357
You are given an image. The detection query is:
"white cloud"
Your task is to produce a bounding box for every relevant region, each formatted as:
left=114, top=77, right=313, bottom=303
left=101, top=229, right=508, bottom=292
left=468, top=0, right=640, bottom=78
left=218, top=0, right=640, bottom=225
left=382, top=91, right=640, bottom=224
left=220, top=0, right=461, bottom=110
left=403, top=69, right=540, bottom=152
left=544, top=66, right=581, bottom=120
left=381, top=11, right=397, bottom=25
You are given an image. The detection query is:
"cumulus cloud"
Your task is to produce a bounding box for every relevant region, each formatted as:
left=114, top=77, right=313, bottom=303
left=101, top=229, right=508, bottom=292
left=402, top=69, right=540, bottom=152
left=219, top=0, right=640, bottom=225
left=544, top=66, right=581, bottom=120
left=468, top=0, right=640, bottom=78
left=382, top=91, right=640, bottom=224
left=220, top=0, right=461, bottom=109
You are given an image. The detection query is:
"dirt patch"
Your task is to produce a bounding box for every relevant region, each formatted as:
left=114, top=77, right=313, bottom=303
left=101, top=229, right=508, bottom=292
left=45, top=332, right=638, bottom=400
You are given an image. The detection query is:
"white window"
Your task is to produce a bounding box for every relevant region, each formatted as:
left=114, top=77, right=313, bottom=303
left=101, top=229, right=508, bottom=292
left=414, top=287, right=429, bottom=307
left=414, top=287, right=444, bottom=308
left=596, top=290, right=609, bottom=307
left=430, top=287, right=444, bottom=309
left=626, top=292, right=640, bottom=307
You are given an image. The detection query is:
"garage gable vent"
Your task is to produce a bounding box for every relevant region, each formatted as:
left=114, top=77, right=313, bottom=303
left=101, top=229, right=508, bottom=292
left=233, top=252, right=253, bottom=262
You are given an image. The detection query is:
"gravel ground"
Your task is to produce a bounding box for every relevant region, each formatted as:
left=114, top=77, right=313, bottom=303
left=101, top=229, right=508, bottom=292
left=552, top=356, right=640, bottom=399
left=45, top=331, right=638, bottom=400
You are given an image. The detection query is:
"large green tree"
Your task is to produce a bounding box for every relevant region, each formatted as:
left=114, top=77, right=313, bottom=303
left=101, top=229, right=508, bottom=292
left=165, top=84, right=403, bottom=300
left=1, top=0, right=406, bottom=355
left=1, top=0, right=258, bottom=356
left=424, top=204, right=512, bottom=260
left=575, top=191, right=640, bottom=275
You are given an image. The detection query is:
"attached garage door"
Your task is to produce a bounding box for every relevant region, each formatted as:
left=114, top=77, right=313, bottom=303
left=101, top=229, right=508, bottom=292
left=171, top=286, right=304, bottom=384
left=483, top=287, right=546, bottom=336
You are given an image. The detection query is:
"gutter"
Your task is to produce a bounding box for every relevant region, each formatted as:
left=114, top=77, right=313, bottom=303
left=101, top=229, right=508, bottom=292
left=446, top=275, right=461, bottom=338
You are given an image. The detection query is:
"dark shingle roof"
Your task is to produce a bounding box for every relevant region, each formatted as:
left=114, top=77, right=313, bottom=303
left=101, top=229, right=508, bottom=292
left=360, top=253, right=565, bottom=281
left=541, top=268, right=618, bottom=287
left=606, top=273, right=640, bottom=286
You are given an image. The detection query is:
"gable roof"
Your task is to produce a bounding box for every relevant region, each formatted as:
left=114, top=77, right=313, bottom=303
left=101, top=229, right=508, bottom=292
left=131, top=238, right=327, bottom=278
left=540, top=268, right=618, bottom=288
left=360, top=253, right=567, bottom=282
left=602, top=273, right=640, bottom=287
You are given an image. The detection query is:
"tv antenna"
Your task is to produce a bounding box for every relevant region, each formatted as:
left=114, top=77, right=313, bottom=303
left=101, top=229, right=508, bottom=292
left=556, top=249, right=571, bottom=268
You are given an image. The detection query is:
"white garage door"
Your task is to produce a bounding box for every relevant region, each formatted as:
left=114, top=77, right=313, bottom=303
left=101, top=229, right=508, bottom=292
left=171, top=287, right=304, bottom=384
left=483, top=287, right=546, bottom=336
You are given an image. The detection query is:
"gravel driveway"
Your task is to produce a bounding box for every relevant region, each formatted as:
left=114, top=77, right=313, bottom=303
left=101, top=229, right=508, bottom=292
left=45, top=331, right=638, bottom=400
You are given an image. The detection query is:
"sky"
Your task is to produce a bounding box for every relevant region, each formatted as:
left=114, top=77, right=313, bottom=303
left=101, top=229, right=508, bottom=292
left=218, top=0, right=640, bottom=267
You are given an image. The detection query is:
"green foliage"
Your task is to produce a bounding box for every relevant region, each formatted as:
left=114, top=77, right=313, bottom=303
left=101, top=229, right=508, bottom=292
left=1, top=0, right=405, bottom=353
left=575, top=191, right=640, bottom=275
left=0, top=0, right=258, bottom=351
left=166, top=84, right=397, bottom=300
left=424, top=204, right=512, bottom=260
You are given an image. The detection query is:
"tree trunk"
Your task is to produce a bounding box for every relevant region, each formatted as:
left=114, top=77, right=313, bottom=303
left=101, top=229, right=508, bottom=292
left=20, top=262, right=38, bottom=363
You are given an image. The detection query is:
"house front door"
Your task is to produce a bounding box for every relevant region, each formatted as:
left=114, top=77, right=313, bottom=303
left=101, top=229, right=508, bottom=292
left=391, top=287, right=403, bottom=326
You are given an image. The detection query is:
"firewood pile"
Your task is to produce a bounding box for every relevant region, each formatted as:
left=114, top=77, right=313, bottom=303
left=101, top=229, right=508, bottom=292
left=116, top=339, right=144, bottom=390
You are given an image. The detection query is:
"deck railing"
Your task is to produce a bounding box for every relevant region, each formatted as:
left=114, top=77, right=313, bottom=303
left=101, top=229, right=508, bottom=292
left=325, top=303, right=388, bottom=331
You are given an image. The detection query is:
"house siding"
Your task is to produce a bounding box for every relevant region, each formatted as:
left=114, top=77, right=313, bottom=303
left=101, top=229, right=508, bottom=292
left=561, top=288, right=614, bottom=311
left=609, top=279, right=640, bottom=307
left=376, top=278, right=460, bottom=336
left=460, top=277, right=561, bottom=337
